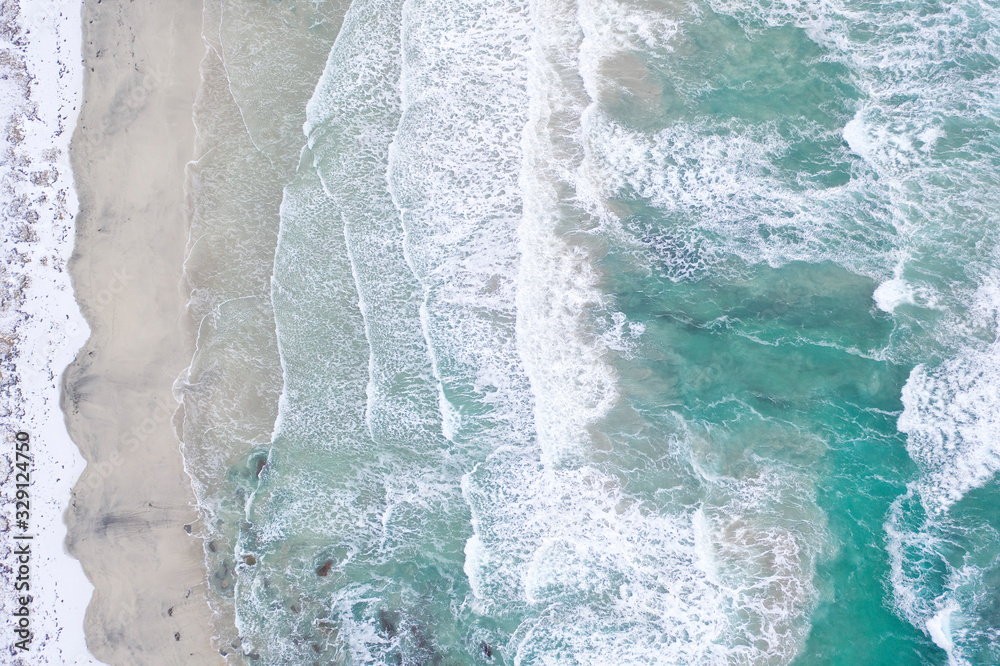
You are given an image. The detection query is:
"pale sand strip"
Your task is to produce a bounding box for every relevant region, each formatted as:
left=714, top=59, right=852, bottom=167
left=63, top=1, right=221, bottom=663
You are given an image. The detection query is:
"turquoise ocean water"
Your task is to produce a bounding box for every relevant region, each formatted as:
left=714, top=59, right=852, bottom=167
left=177, top=0, right=1000, bottom=663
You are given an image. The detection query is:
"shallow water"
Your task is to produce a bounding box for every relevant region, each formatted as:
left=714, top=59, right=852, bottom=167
left=180, top=0, right=1000, bottom=663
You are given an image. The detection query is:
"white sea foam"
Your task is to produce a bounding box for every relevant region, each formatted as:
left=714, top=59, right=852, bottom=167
left=462, top=443, right=824, bottom=664
left=872, top=278, right=914, bottom=314
left=883, top=489, right=993, bottom=666
left=305, top=0, right=441, bottom=449
left=387, top=0, right=536, bottom=450
left=0, top=1, right=97, bottom=662
left=899, top=345, right=1000, bottom=515
left=570, top=0, right=903, bottom=287
left=587, top=110, right=904, bottom=285
left=888, top=305, right=1000, bottom=663
left=516, top=0, right=624, bottom=464
left=926, top=602, right=957, bottom=655
left=841, top=111, right=874, bottom=166
left=895, top=272, right=1000, bottom=518
left=463, top=455, right=726, bottom=663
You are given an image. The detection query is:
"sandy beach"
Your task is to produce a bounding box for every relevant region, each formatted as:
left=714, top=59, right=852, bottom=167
left=64, top=1, right=220, bottom=663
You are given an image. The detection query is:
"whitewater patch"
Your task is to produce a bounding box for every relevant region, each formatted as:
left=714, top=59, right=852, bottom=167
left=899, top=347, right=1000, bottom=516
left=886, top=275, right=1000, bottom=663
left=388, top=0, right=536, bottom=445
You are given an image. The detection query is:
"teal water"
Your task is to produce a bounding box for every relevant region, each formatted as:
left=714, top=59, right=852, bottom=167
left=182, top=0, right=1000, bottom=663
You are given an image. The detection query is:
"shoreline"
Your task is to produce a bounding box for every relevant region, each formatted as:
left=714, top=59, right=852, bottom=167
left=63, top=0, right=221, bottom=663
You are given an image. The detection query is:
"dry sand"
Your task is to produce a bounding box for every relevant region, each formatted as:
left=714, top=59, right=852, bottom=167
left=63, top=1, right=221, bottom=663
